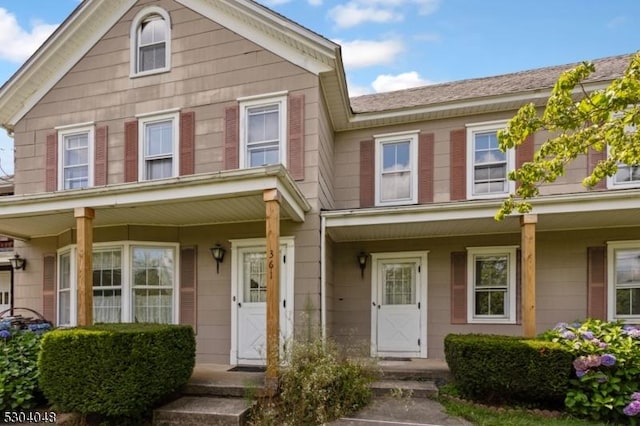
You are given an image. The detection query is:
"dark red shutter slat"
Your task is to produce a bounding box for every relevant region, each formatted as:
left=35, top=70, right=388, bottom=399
left=94, top=126, right=108, bottom=186
left=451, top=251, right=467, bottom=324
left=516, top=249, right=522, bottom=325
left=450, top=129, right=466, bottom=201
left=516, top=134, right=534, bottom=168
left=587, top=148, right=607, bottom=190
left=288, top=94, right=305, bottom=180
left=124, top=120, right=138, bottom=182
left=45, top=132, right=58, bottom=192
left=180, top=246, right=197, bottom=331
left=418, top=133, right=434, bottom=204
left=42, top=254, right=56, bottom=325
left=180, top=111, right=195, bottom=176
left=587, top=246, right=607, bottom=320
left=360, top=139, right=375, bottom=208
left=224, top=105, right=239, bottom=170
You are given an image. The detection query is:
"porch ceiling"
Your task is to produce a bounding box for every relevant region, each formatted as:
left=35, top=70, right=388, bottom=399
left=0, top=166, right=310, bottom=240
left=323, top=189, right=640, bottom=242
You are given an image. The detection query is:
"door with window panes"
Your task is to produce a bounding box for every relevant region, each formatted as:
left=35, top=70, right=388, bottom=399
left=373, top=254, right=426, bottom=357
left=0, top=270, right=10, bottom=313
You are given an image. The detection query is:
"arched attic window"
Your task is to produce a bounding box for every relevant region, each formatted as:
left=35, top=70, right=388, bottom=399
left=130, top=6, right=171, bottom=76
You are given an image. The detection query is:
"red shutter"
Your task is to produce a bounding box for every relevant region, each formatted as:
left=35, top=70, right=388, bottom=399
left=360, top=139, right=375, bottom=208
left=45, top=132, right=58, bottom=192
left=124, top=120, right=138, bottom=182
left=180, top=111, right=195, bottom=176
left=418, top=133, right=434, bottom=204
left=516, top=249, right=522, bottom=325
left=287, top=94, right=305, bottom=180
left=42, top=254, right=56, bottom=325
left=587, top=148, right=607, bottom=190
left=587, top=246, right=607, bottom=320
left=450, top=129, right=466, bottom=201
left=516, top=134, right=534, bottom=168
left=94, top=126, right=108, bottom=186
left=224, top=105, right=239, bottom=170
left=180, top=246, right=198, bottom=331
left=451, top=251, right=467, bottom=324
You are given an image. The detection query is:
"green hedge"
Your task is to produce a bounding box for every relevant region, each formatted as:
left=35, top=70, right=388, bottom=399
left=38, top=323, right=195, bottom=418
left=444, top=333, right=573, bottom=407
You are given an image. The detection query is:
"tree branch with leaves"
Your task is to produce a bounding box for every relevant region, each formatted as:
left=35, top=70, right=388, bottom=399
left=495, top=52, right=640, bottom=221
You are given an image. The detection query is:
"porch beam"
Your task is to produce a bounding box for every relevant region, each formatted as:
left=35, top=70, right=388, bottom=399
left=75, top=207, right=95, bottom=326
left=520, top=214, right=537, bottom=338
left=264, top=189, right=281, bottom=391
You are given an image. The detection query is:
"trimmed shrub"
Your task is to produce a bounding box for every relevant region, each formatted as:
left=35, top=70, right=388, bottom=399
left=38, top=323, right=195, bottom=419
left=444, top=333, right=572, bottom=407
left=0, top=323, right=51, bottom=410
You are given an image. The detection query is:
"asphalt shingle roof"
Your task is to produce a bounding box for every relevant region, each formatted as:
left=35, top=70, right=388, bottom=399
left=349, top=53, right=634, bottom=114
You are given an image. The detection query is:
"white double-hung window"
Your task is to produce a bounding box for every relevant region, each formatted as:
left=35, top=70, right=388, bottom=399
left=138, top=111, right=179, bottom=180
left=130, top=7, right=171, bottom=76
left=375, top=131, right=419, bottom=206
left=57, top=124, right=94, bottom=190
left=608, top=241, right=640, bottom=321
left=57, top=242, right=178, bottom=326
left=467, top=121, right=514, bottom=199
left=467, top=246, right=517, bottom=324
left=239, top=93, right=287, bottom=168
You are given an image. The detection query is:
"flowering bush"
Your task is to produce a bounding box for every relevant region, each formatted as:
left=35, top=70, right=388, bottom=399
left=542, top=319, right=640, bottom=423
left=0, top=319, right=52, bottom=410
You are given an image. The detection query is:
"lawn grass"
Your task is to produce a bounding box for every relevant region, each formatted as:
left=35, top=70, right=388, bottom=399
left=439, top=396, right=608, bottom=426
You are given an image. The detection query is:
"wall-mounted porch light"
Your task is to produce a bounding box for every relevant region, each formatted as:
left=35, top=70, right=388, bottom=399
left=357, top=252, right=368, bottom=279
left=9, top=253, right=26, bottom=271
left=210, top=244, right=226, bottom=274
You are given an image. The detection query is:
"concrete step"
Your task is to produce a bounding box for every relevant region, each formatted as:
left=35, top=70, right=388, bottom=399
left=371, top=380, right=438, bottom=399
left=153, top=396, right=250, bottom=426
left=379, top=366, right=451, bottom=383
left=182, top=381, right=263, bottom=398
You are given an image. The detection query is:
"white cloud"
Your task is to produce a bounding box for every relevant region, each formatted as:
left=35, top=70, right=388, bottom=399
left=371, top=71, right=435, bottom=92
left=329, top=3, right=402, bottom=28
left=338, top=39, right=404, bottom=69
left=0, top=9, right=58, bottom=63
left=347, top=83, right=373, bottom=97
left=328, top=0, right=439, bottom=28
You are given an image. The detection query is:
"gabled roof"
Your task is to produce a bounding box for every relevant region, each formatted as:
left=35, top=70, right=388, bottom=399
left=0, top=0, right=346, bottom=132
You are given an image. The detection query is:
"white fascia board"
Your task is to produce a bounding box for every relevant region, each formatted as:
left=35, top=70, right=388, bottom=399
left=0, top=166, right=310, bottom=220
left=177, top=0, right=336, bottom=75
left=2, top=0, right=137, bottom=127
left=322, top=188, right=640, bottom=228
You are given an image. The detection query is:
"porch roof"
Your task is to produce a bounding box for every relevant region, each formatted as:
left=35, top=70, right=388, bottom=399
left=322, top=189, right=640, bottom=242
left=0, top=166, right=310, bottom=240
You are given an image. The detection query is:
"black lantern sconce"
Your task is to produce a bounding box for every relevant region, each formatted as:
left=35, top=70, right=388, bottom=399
left=9, top=254, right=26, bottom=271
left=210, top=244, right=226, bottom=273
left=357, top=252, right=368, bottom=279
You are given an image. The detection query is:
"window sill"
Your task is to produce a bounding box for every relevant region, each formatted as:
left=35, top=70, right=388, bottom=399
left=130, top=67, right=171, bottom=79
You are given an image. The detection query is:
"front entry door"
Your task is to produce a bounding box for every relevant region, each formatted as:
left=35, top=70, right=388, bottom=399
left=372, top=252, right=427, bottom=358
left=232, top=238, right=293, bottom=365
left=0, top=270, right=11, bottom=313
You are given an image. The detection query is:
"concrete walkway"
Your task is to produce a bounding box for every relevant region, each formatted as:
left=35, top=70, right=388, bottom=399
left=330, top=396, right=472, bottom=426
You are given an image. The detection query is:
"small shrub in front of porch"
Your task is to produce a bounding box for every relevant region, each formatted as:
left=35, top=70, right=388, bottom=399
left=38, top=323, right=195, bottom=422
left=444, top=333, right=572, bottom=408
left=541, top=319, right=640, bottom=423
left=249, top=338, right=378, bottom=426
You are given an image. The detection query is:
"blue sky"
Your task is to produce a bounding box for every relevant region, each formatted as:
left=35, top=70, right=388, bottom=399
left=0, top=0, right=638, bottom=175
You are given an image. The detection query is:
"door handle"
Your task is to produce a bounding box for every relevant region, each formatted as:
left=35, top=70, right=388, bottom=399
left=372, top=302, right=376, bottom=306
left=238, top=302, right=242, bottom=308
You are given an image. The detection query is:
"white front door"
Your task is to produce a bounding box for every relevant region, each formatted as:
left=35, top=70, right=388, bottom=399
left=372, top=252, right=427, bottom=358
left=0, top=270, right=11, bottom=314
left=231, top=238, right=294, bottom=365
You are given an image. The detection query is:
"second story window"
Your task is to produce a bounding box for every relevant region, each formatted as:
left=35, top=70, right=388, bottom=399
left=58, top=124, right=94, bottom=190
left=375, top=131, right=418, bottom=206
left=466, top=121, right=514, bottom=199
left=130, top=7, right=171, bottom=77
left=239, top=93, right=287, bottom=168
left=138, top=112, right=179, bottom=181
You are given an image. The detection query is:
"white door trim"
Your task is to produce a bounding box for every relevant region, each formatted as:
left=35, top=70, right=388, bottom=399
left=229, top=237, right=295, bottom=365
left=370, top=251, right=428, bottom=358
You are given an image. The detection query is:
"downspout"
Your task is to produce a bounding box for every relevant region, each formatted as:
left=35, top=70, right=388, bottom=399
left=320, top=215, right=326, bottom=340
